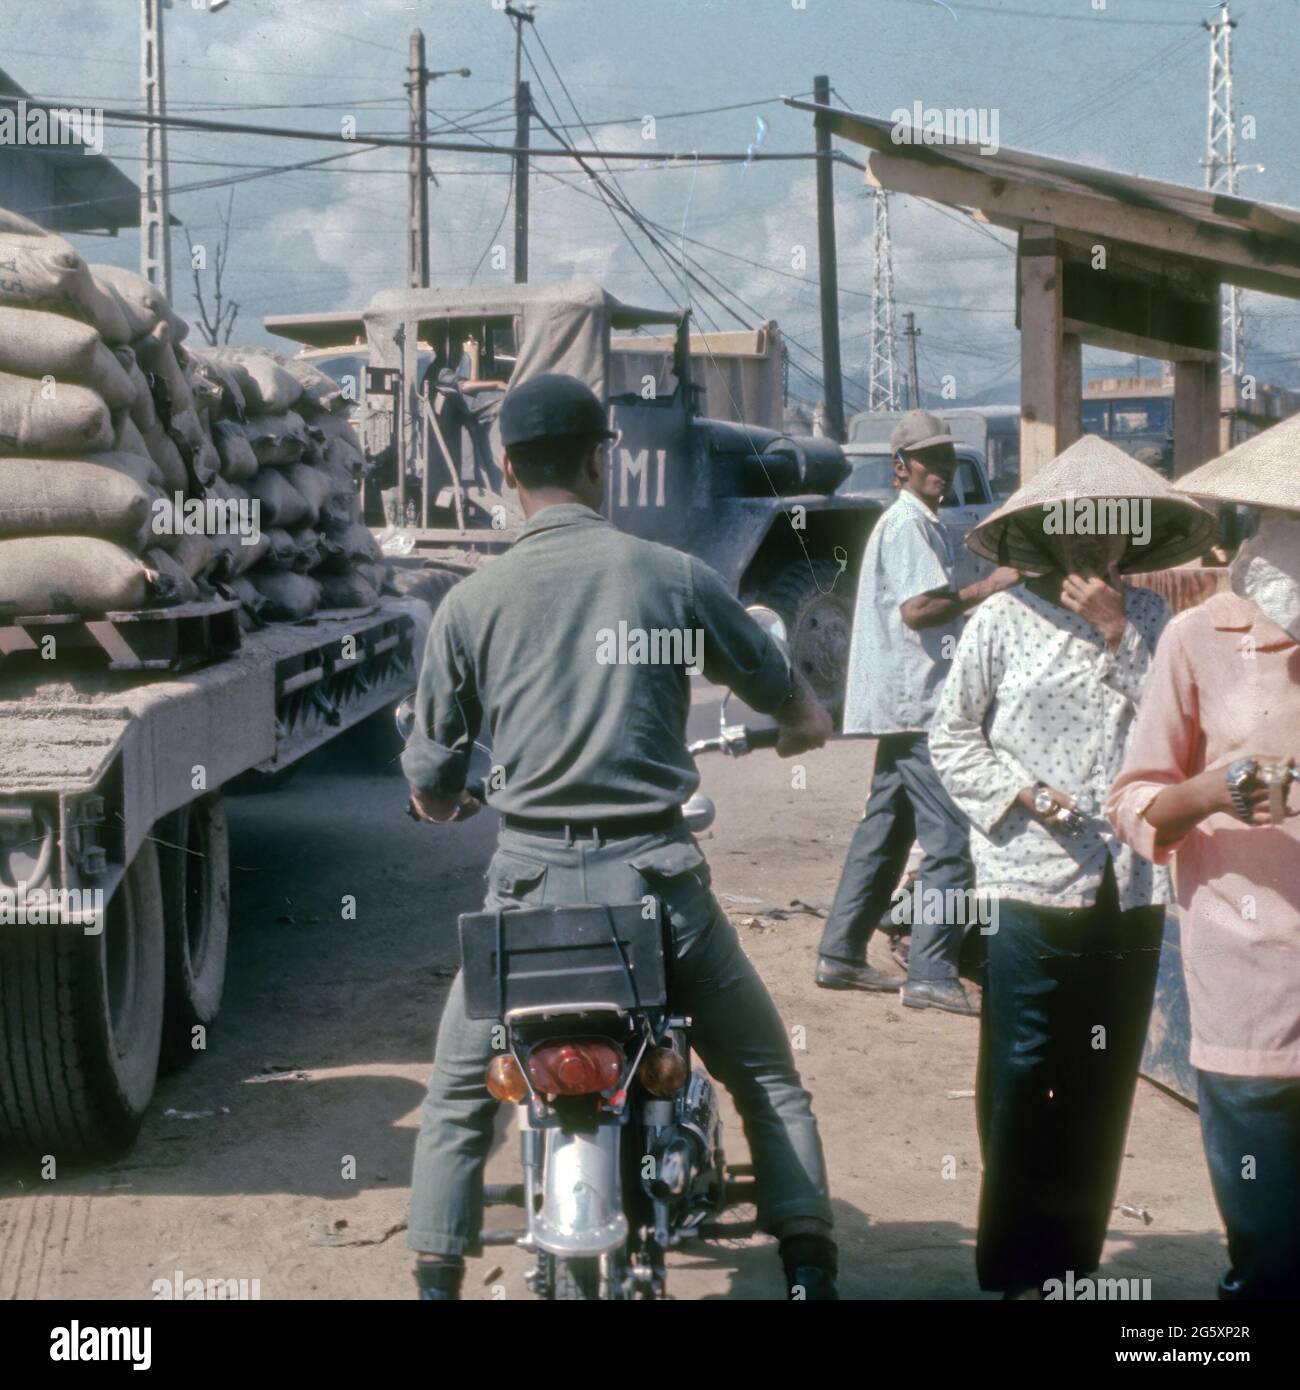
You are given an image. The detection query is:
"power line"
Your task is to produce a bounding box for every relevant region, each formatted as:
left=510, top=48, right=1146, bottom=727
left=894, top=0, right=1201, bottom=26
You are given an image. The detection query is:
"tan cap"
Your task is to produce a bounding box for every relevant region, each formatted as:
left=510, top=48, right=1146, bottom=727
left=966, top=433, right=1217, bottom=574
left=890, top=409, right=958, bottom=454
left=1174, top=414, right=1300, bottom=514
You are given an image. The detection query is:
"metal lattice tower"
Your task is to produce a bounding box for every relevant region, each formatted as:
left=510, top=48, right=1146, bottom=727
left=867, top=189, right=900, bottom=412
left=140, top=0, right=172, bottom=300
left=1204, top=3, right=1242, bottom=375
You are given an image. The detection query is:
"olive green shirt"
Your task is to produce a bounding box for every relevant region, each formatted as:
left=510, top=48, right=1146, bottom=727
left=401, top=503, right=793, bottom=820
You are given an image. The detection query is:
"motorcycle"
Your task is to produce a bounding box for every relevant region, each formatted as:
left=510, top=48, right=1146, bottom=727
left=395, top=608, right=789, bottom=1300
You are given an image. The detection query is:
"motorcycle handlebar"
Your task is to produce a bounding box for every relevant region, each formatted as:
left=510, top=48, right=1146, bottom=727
left=688, top=724, right=781, bottom=758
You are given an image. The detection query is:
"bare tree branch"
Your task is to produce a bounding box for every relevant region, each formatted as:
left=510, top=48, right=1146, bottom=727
left=186, top=191, right=240, bottom=347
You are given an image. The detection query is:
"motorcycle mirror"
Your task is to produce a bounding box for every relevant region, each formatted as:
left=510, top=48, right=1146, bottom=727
left=395, top=692, right=417, bottom=742
left=681, top=792, right=716, bottom=834
left=744, top=605, right=787, bottom=646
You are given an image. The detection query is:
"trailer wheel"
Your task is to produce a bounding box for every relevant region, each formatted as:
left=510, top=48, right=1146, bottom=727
left=158, top=795, right=230, bottom=1071
left=0, top=841, right=165, bottom=1160
left=754, top=559, right=855, bottom=713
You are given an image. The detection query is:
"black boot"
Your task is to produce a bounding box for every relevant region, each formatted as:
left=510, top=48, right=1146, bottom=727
left=780, top=1234, right=840, bottom=1301
left=414, top=1258, right=465, bottom=1301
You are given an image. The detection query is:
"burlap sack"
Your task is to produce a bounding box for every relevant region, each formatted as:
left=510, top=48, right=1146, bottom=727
left=213, top=419, right=258, bottom=482
left=314, top=519, right=380, bottom=574
left=0, top=456, right=156, bottom=549
left=91, top=264, right=188, bottom=344
left=279, top=355, right=346, bottom=414
left=255, top=527, right=299, bottom=572
left=114, top=409, right=186, bottom=492
left=189, top=355, right=246, bottom=421
left=288, top=526, right=321, bottom=573
left=247, top=467, right=310, bottom=528
left=248, top=568, right=320, bottom=622
left=282, top=460, right=343, bottom=522
left=243, top=410, right=308, bottom=466
left=317, top=569, right=379, bottom=610
left=0, top=535, right=164, bottom=617
left=170, top=531, right=218, bottom=580
left=83, top=448, right=164, bottom=490
left=143, top=546, right=201, bottom=605
left=193, top=432, right=221, bottom=487
left=0, top=221, right=94, bottom=319
left=228, top=574, right=270, bottom=629
left=0, top=305, right=100, bottom=378
left=114, top=348, right=160, bottom=433
left=0, top=369, right=113, bottom=455
left=192, top=347, right=301, bottom=415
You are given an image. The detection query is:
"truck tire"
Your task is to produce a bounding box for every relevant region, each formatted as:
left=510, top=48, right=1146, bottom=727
left=755, top=560, right=854, bottom=713
left=158, top=795, right=230, bottom=1072
left=0, top=841, right=165, bottom=1160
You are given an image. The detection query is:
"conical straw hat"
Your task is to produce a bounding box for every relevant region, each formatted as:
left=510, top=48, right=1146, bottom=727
left=1174, top=413, right=1300, bottom=513
left=966, top=433, right=1217, bottom=574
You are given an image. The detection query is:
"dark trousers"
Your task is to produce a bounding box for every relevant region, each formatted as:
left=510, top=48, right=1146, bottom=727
left=818, top=732, right=973, bottom=984
left=975, top=867, right=1163, bottom=1292
left=1198, top=1070, right=1300, bottom=1300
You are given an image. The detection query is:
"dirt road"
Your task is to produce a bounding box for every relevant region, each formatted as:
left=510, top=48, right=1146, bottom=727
left=0, top=723, right=1227, bottom=1300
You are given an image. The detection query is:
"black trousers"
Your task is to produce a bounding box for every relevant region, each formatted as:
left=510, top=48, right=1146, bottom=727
left=1198, top=1069, right=1300, bottom=1300
left=818, top=733, right=974, bottom=984
left=976, top=866, right=1164, bottom=1292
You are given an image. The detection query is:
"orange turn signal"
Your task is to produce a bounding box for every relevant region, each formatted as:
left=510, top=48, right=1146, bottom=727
left=638, top=1045, right=689, bottom=1097
left=486, top=1053, right=528, bottom=1103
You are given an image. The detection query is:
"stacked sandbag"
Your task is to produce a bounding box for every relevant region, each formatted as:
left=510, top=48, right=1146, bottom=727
left=187, top=344, right=387, bottom=627
left=0, top=211, right=384, bottom=630
left=0, top=214, right=195, bottom=619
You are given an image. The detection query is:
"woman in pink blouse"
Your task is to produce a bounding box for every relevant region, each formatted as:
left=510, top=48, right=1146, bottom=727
left=1108, top=419, right=1300, bottom=1300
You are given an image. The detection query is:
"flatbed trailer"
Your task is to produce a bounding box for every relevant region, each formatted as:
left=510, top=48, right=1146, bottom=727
left=0, top=598, right=430, bottom=1160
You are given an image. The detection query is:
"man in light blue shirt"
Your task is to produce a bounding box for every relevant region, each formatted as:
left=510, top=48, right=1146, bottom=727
left=815, top=411, right=1020, bottom=1013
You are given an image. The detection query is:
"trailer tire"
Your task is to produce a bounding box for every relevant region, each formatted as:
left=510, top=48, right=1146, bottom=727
left=158, top=795, right=230, bottom=1071
left=753, top=559, right=854, bottom=713
left=0, top=840, right=165, bottom=1160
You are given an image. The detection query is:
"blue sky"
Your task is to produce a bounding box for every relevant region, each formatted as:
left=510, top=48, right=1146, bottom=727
left=7, top=0, right=1300, bottom=407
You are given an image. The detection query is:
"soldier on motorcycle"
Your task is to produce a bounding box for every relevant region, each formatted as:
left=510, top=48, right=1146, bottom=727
left=403, top=372, right=839, bottom=1300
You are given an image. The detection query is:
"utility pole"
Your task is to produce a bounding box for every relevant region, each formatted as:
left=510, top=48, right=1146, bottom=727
left=514, top=80, right=531, bottom=283
left=867, top=189, right=900, bottom=412
left=903, top=311, right=921, bottom=409
left=140, top=0, right=171, bottom=299
left=1204, top=4, right=1243, bottom=376
left=140, top=0, right=234, bottom=301
left=813, top=75, right=845, bottom=443
left=404, top=38, right=471, bottom=291
left=504, top=6, right=536, bottom=286
left=407, top=30, right=430, bottom=290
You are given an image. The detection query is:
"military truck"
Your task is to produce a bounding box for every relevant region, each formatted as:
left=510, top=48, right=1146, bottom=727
left=0, top=597, right=430, bottom=1159
left=271, top=280, right=892, bottom=709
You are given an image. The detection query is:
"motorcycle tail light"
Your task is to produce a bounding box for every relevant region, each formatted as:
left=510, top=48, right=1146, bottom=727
left=526, top=1040, right=624, bottom=1096
left=486, top=1053, right=528, bottom=1103
left=638, top=1045, right=689, bottom=1097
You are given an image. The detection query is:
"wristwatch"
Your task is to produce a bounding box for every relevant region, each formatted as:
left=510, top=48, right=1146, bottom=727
left=1259, top=762, right=1293, bottom=826
left=1225, top=759, right=1259, bottom=823
left=1032, top=784, right=1057, bottom=817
